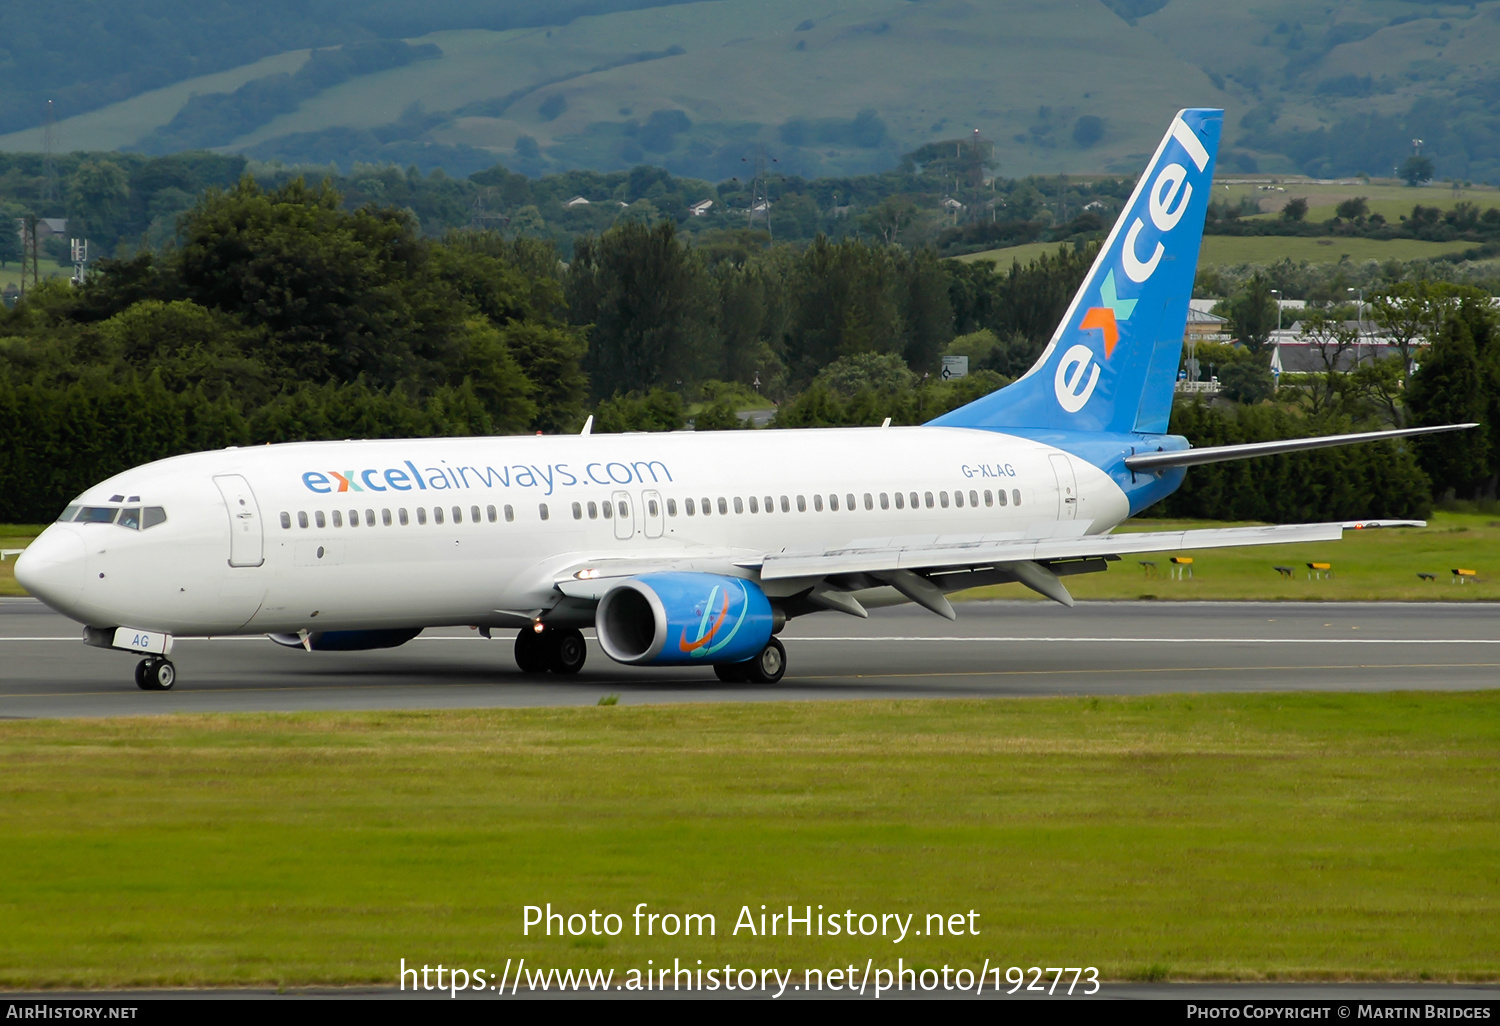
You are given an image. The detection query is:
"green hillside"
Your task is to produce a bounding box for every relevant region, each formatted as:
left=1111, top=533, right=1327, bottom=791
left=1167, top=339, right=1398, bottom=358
left=4, top=0, right=1498, bottom=182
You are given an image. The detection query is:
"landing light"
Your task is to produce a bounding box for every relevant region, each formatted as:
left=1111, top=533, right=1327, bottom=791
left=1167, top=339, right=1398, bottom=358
left=574, top=568, right=602, bottom=580
left=531, top=621, right=546, bottom=634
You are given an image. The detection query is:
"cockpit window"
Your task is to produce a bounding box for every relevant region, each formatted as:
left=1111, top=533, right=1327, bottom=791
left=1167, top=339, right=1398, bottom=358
left=143, top=507, right=167, bottom=529
left=117, top=508, right=142, bottom=530
left=75, top=506, right=119, bottom=524
left=58, top=505, right=80, bottom=522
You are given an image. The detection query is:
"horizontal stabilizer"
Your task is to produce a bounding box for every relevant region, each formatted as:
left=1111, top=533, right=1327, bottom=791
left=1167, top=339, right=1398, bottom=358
left=1124, top=423, right=1477, bottom=472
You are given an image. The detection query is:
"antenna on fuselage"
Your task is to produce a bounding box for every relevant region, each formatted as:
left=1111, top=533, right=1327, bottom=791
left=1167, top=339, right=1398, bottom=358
left=580, top=415, right=594, bottom=436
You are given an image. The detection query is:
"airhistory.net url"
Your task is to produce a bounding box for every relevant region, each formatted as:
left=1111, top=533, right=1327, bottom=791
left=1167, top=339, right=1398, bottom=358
left=398, top=958, right=1101, bottom=998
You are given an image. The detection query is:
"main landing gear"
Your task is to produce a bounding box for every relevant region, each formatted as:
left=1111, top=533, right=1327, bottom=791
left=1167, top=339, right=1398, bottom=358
left=514, top=626, right=588, bottom=675
left=713, top=637, right=786, bottom=685
left=134, top=657, right=176, bottom=691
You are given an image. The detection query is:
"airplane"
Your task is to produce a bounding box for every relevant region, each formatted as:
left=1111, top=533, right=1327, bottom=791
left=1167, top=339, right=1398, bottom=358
left=14, top=108, right=1471, bottom=691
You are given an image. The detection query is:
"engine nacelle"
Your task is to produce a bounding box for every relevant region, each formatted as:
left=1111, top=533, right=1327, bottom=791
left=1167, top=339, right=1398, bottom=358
left=268, top=628, right=422, bottom=651
left=595, top=573, right=773, bottom=666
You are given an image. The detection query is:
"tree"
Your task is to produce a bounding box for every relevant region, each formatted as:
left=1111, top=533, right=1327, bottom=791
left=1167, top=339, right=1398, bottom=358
left=1281, top=197, right=1309, bottom=222
left=1223, top=272, right=1277, bottom=353
left=66, top=159, right=130, bottom=245
left=1334, top=196, right=1368, bottom=220
left=568, top=220, right=716, bottom=400
left=1217, top=359, right=1274, bottom=405
left=0, top=215, right=22, bottom=267
left=1400, top=155, right=1435, bottom=187
left=1369, top=280, right=1458, bottom=390
left=1406, top=314, right=1489, bottom=499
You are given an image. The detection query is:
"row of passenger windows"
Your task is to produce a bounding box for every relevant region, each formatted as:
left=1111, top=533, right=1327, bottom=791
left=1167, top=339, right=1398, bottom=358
left=280, top=488, right=1023, bottom=532
left=280, top=504, right=517, bottom=530
left=651, top=488, right=1021, bottom=517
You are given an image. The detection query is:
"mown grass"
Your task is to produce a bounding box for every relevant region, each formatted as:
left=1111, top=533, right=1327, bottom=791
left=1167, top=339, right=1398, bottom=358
left=6, top=513, right=1499, bottom=601
left=0, top=523, right=44, bottom=597
left=959, top=234, right=1476, bottom=270
left=0, top=694, right=1495, bottom=987
left=958, top=511, right=1500, bottom=603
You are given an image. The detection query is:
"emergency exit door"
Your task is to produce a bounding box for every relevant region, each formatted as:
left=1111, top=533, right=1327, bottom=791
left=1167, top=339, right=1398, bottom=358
left=1049, top=454, right=1079, bottom=520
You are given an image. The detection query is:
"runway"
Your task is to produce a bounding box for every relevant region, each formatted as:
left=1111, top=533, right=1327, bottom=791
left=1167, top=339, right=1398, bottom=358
left=2, top=598, right=1497, bottom=718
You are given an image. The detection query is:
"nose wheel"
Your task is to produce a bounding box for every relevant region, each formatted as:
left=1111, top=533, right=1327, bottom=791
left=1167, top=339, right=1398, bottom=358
left=135, top=657, right=176, bottom=691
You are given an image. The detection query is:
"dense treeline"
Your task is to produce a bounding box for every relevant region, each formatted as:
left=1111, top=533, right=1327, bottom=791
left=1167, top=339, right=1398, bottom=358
left=3, top=170, right=1498, bottom=526
left=0, top=176, right=1091, bottom=520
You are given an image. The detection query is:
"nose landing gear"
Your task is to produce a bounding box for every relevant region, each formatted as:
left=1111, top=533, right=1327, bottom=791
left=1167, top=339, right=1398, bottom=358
left=134, top=657, right=177, bottom=691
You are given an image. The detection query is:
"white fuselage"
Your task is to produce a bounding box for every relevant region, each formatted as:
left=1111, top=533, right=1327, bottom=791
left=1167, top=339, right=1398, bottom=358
left=17, top=426, right=1129, bottom=636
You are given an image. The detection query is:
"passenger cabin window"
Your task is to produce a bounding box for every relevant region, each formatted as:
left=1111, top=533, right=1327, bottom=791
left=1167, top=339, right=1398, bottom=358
left=764, top=495, right=774, bottom=513
left=813, top=494, right=823, bottom=512
left=619, top=499, right=628, bottom=517
left=471, top=506, right=480, bottom=523
left=298, top=511, right=309, bottom=528
left=539, top=503, right=549, bottom=520
left=970, top=490, right=979, bottom=507
left=954, top=491, right=964, bottom=508
left=649, top=498, right=659, bottom=517
left=880, top=493, right=889, bottom=510
left=452, top=507, right=462, bottom=524
left=865, top=493, right=874, bottom=511
left=748, top=496, right=758, bottom=514
left=573, top=502, right=584, bottom=520
left=416, top=507, right=427, bottom=525
left=399, top=509, right=409, bottom=526
left=434, top=507, right=444, bottom=525
left=847, top=493, right=856, bottom=511
left=1012, top=489, right=1022, bottom=506
left=828, top=494, right=838, bottom=511
left=667, top=498, right=677, bottom=516
left=734, top=497, right=744, bottom=514
left=588, top=501, right=598, bottom=519
left=280, top=512, right=291, bottom=529
left=717, top=497, right=728, bottom=515
left=997, top=489, right=1007, bottom=507
left=382, top=509, right=392, bottom=526
left=984, top=490, right=993, bottom=507
left=365, top=509, right=375, bottom=527
left=781, top=496, right=791, bottom=513
left=487, top=505, right=497, bottom=523
left=504, top=505, right=515, bottom=522
left=686, top=498, right=696, bottom=516
left=797, top=495, right=806, bottom=512
left=315, top=511, right=326, bottom=528
left=702, top=497, right=712, bottom=516
left=348, top=509, right=359, bottom=527
left=909, top=492, right=919, bottom=509
left=894, top=492, right=904, bottom=510
left=603, top=501, right=613, bottom=519
left=333, top=510, right=343, bottom=528
left=924, top=492, right=934, bottom=509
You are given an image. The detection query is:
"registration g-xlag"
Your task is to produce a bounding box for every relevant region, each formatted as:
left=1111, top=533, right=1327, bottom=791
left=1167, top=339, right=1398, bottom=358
left=15, top=109, right=1472, bottom=691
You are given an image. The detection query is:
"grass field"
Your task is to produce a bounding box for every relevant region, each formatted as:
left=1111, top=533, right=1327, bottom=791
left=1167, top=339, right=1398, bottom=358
left=959, top=512, right=1500, bottom=603
left=0, top=694, right=1495, bottom=986
left=5, top=513, right=1498, bottom=601
left=958, top=234, right=1477, bottom=269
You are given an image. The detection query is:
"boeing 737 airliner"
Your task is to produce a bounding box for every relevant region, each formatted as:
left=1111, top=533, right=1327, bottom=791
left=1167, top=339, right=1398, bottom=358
left=14, top=109, right=1470, bottom=690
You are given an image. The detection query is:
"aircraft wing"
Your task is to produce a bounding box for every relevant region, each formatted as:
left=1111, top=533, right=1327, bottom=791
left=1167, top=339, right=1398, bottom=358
left=553, top=521, right=1347, bottom=615
left=746, top=521, right=1344, bottom=581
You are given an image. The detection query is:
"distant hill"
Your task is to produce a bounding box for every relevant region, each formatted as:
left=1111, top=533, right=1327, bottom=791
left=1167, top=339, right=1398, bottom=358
left=2, top=0, right=1499, bottom=182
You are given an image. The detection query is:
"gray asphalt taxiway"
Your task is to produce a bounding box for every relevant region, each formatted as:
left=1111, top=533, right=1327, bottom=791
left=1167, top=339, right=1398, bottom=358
left=3, top=597, right=1497, bottom=717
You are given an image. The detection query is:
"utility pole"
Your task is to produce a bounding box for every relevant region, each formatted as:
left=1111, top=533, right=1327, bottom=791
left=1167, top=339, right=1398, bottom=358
left=41, top=100, right=59, bottom=208
left=20, top=215, right=39, bottom=298
left=743, top=147, right=776, bottom=242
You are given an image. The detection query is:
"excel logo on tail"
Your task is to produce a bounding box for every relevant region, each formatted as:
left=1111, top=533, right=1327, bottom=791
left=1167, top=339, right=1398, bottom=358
left=1052, top=115, right=1210, bottom=415
left=1055, top=271, right=1138, bottom=413
left=677, top=581, right=750, bottom=659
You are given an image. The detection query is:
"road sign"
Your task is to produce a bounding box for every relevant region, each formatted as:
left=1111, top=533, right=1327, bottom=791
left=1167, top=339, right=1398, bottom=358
left=941, top=355, right=968, bottom=380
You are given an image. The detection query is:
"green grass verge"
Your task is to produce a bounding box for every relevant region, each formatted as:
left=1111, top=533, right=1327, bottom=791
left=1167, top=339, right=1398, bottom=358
left=7, top=512, right=1498, bottom=601
left=958, top=511, right=1500, bottom=603
left=0, top=523, right=44, bottom=596
left=957, top=234, right=1476, bottom=270
left=0, top=695, right=1496, bottom=987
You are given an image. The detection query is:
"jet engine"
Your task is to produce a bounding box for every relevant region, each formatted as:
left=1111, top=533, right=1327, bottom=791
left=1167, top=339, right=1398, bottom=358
left=595, top=573, right=773, bottom=666
left=268, top=628, right=423, bottom=651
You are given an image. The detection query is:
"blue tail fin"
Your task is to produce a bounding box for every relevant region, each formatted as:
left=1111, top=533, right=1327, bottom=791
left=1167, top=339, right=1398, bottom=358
left=930, top=108, right=1222, bottom=436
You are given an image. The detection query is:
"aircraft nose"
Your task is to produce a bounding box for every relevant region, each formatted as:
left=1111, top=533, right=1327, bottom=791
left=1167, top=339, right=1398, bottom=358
left=14, top=527, right=86, bottom=608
